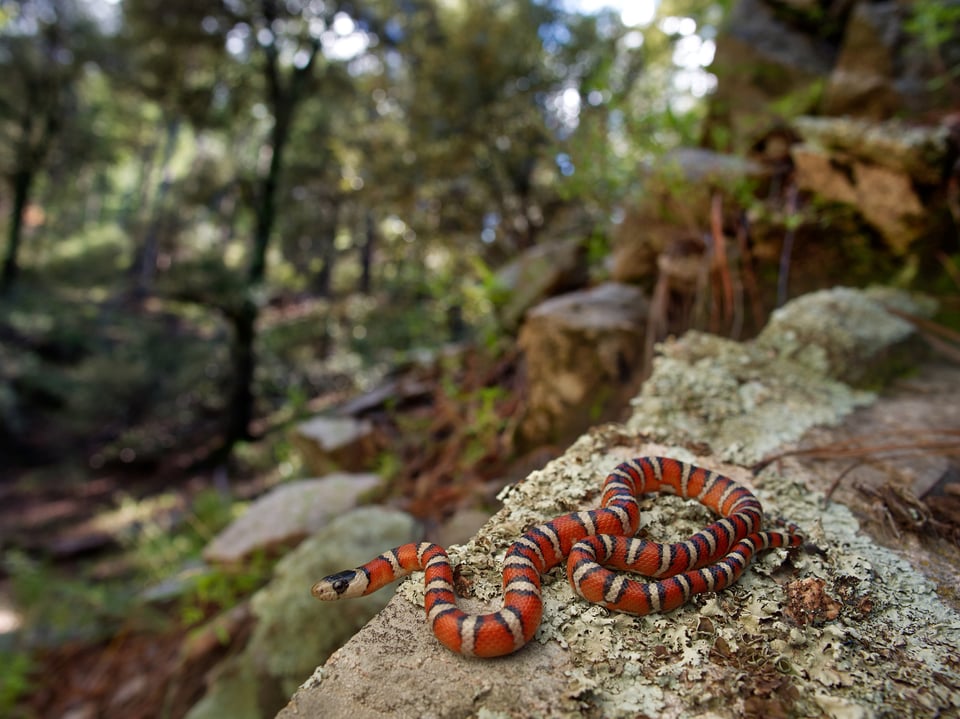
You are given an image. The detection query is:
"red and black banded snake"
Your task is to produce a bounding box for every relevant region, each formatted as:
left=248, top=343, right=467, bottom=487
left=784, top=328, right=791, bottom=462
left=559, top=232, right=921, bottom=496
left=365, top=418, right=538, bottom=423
left=312, top=456, right=804, bottom=658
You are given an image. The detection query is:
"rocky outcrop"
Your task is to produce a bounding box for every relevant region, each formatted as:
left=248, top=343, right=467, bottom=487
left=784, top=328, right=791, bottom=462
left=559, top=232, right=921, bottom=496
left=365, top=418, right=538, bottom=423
left=704, top=0, right=958, bottom=153
left=821, top=0, right=954, bottom=119
left=276, top=287, right=959, bottom=719
left=790, top=116, right=953, bottom=253
left=703, top=0, right=834, bottom=153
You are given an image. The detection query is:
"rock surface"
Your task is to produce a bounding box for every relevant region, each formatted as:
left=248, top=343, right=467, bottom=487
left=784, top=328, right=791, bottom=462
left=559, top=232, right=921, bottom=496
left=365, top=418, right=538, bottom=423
left=517, top=281, right=648, bottom=446
left=493, top=236, right=589, bottom=332
left=791, top=116, right=952, bottom=253
left=821, top=0, right=952, bottom=119
left=290, top=416, right=379, bottom=476
left=702, top=0, right=831, bottom=153
left=704, top=0, right=957, bottom=152
left=821, top=1, right=903, bottom=119
left=277, top=286, right=959, bottom=719
left=203, top=473, right=382, bottom=564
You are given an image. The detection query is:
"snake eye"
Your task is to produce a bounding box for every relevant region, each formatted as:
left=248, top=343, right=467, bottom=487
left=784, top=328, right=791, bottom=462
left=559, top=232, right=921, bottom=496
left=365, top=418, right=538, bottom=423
left=324, top=570, right=356, bottom=595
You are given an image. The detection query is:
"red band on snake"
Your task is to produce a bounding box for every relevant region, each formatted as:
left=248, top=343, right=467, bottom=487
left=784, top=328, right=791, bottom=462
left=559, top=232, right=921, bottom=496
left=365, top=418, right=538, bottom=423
left=312, top=457, right=804, bottom=658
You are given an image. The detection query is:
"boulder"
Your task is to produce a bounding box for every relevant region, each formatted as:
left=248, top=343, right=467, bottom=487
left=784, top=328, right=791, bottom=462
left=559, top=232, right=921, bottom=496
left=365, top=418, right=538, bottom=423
left=756, top=286, right=934, bottom=386
left=821, top=0, right=957, bottom=119
left=290, top=416, right=379, bottom=476
left=701, top=0, right=832, bottom=152
left=629, top=287, right=934, bottom=465
left=791, top=116, right=952, bottom=253
left=792, top=115, right=951, bottom=186
left=821, top=1, right=902, bottom=118
left=517, top=282, right=648, bottom=446
left=704, top=0, right=959, bottom=152
left=493, top=236, right=589, bottom=332
left=203, top=474, right=381, bottom=564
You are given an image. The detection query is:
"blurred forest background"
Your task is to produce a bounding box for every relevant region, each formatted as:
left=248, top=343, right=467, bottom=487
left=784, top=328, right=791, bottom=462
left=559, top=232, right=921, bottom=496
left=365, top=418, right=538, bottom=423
left=1, top=0, right=959, bottom=716
left=1, top=0, right=697, bottom=469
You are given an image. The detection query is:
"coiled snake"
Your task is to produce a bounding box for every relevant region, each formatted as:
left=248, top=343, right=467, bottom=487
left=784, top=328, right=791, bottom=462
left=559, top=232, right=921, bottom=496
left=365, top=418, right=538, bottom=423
left=312, top=456, right=803, bottom=658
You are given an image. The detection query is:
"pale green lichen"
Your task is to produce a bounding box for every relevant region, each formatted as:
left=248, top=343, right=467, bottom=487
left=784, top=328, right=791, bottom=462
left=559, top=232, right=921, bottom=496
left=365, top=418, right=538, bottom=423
left=627, top=288, right=936, bottom=465
left=628, top=331, right=874, bottom=465
left=759, top=473, right=960, bottom=716
left=757, top=287, right=930, bottom=386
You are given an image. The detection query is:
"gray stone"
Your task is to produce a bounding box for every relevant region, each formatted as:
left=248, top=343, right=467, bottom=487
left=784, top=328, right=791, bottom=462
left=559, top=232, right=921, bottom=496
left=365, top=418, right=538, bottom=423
left=493, top=236, right=588, bottom=331
left=791, top=116, right=951, bottom=252
left=290, top=416, right=378, bottom=476
left=203, top=474, right=381, bottom=563
left=248, top=507, right=420, bottom=694
left=793, top=115, right=951, bottom=185
left=756, top=286, right=932, bottom=385
left=630, top=287, right=933, bottom=464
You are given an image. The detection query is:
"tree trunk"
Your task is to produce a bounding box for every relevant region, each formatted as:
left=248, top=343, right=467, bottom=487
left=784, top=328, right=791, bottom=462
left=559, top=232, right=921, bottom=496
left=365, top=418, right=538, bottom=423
left=220, top=26, right=320, bottom=452
left=222, top=119, right=285, bottom=446
left=1, top=168, right=35, bottom=295
left=359, top=209, right=376, bottom=295
left=312, top=200, right=340, bottom=297
left=223, top=299, right=258, bottom=445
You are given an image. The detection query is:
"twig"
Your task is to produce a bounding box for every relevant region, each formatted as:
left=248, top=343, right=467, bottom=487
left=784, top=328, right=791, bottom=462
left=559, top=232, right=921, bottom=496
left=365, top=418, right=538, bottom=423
left=776, top=184, right=799, bottom=308
left=881, top=306, right=960, bottom=364
left=710, top=193, right=733, bottom=331
left=753, top=429, right=960, bottom=473
left=735, top=210, right=765, bottom=332
left=824, top=460, right=865, bottom=502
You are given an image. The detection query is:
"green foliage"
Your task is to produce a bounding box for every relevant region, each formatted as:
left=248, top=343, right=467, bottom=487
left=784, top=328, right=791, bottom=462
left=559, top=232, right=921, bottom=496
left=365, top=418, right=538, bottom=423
left=374, top=450, right=404, bottom=485
left=769, top=78, right=826, bottom=119
left=26, top=223, right=131, bottom=288
left=3, top=550, right=140, bottom=645
left=1, top=484, right=265, bottom=666
left=177, top=552, right=272, bottom=628
left=904, top=0, right=960, bottom=97
left=460, top=385, right=510, bottom=465
left=126, top=489, right=237, bottom=581
left=0, top=648, right=34, bottom=717
left=906, top=0, right=960, bottom=54
left=2, top=0, right=731, bottom=465
left=123, top=487, right=274, bottom=631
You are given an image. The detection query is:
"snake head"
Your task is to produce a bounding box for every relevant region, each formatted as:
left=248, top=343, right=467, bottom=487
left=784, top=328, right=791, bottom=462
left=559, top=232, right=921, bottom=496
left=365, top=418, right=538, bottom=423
left=312, top=570, right=362, bottom=600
